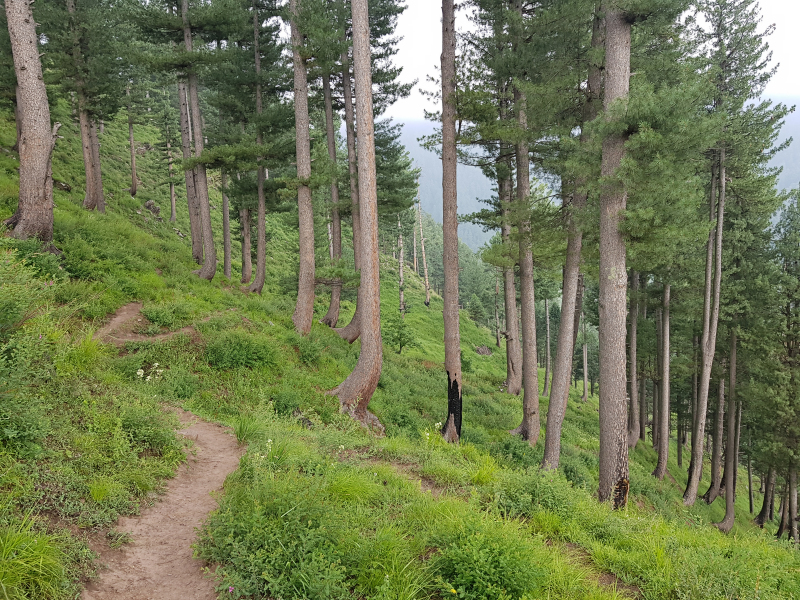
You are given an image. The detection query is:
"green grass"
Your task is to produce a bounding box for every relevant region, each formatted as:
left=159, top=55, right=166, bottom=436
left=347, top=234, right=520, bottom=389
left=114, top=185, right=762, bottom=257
left=1, top=104, right=799, bottom=599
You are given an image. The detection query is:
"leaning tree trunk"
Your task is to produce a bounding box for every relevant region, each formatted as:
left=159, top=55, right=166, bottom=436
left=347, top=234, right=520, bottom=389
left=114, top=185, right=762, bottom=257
left=717, top=330, right=738, bottom=532
left=4, top=0, right=59, bottom=242
left=335, top=50, right=364, bottom=342
left=440, top=0, right=462, bottom=443
left=499, top=159, right=522, bottom=396
left=542, top=7, right=602, bottom=470
left=332, top=0, right=383, bottom=433
left=290, top=0, right=315, bottom=335
left=221, top=170, right=231, bottom=279
left=685, top=148, right=726, bottom=506
left=755, top=467, right=775, bottom=527
left=248, top=4, right=267, bottom=293
left=653, top=284, right=671, bottom=479
left=544, top=297, right=551, bottom=396
left=419, top=201, right=431, bottom=307
left=510, top=88, right=539, bottom=445
left=183, top=0, right=216, bottom=281
left=597, top=4, right=630, bottom=508
left=240, top=208, right=253, bottom=284
left=321, top=73, right=342, bottom=327
left=704, top=378, right=725, bottom=504
left=178, top=81, right=202, bottom=264
left=628, top=272, right=640, bottom=447
left=127, top=85, right=138, bottom=197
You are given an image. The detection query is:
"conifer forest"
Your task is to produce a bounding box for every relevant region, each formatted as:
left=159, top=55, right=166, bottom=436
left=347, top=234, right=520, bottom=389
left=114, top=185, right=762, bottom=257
left=3, top=0, right=800, bottom=597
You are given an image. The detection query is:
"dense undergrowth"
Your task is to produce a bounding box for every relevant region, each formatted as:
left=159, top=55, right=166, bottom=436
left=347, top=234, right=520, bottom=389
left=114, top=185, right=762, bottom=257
left=1, top=107, right=799, bottom=599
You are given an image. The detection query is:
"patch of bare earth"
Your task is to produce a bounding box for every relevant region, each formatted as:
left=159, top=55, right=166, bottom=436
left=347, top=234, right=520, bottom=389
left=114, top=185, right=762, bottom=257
left=94, top=302, right=199, bottom=346
left=82, top=409, right=242, bottom=600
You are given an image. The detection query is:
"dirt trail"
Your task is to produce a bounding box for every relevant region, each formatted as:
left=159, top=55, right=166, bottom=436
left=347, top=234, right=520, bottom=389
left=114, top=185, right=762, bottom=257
left=82, top=410, right=241, bottom=600
left=94, top=302, right=197, bottom=345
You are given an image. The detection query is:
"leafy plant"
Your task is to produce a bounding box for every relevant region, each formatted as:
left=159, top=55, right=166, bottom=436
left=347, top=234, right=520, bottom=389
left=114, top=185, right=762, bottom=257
left=205, top=330, right=277, bottom=370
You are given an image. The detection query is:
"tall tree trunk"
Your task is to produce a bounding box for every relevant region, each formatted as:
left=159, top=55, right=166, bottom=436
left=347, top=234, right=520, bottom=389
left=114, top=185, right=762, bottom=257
left=413, top=219, right=418, bottom=273
left=178, top=82, right=202, bottom=264
left=691, top=333, right=699, bottom=448
left=544, top=298, right=552, bottom=396
left=685, top=148, right=727, bottom=506
left=127, top=85, right=138, bottom=197
left=335, top=51, right=364, bottom=341
left=628, top=272, right=640, bottom=447
left=321, top=73, right=342, bottom=327
left=248, top=6, right=267, bottom=294
left=88, top=118, right=105, bottom=212
left=755, top=467, right=775, bottom=526
left=495, top=276, right=502, bottom=347
left=789, top=468, right=798, bottom=544
left=332, top=0, right=383, bottom=433
left=582, top=317, right=589, bottom=403
left=499, top=165, right=522, bottom=396
left=4, top=0, right=59, bottom=242
left=542, top=7, right=602, bottom=470
left=290, top=0, right=315, bottom=334
left=168, top=139, right=177, bottom=222
left=747, top=438, right=754, bottom=514
left=776, top=484, right=789, bottom=539
left=597, top=4, right=630, bottom=508
left=704, top=379, right=725, bottom=504
left=510, top=88, right=539, bottom=444
left=440, top=0, right=462, bottom=443
left=639, top=297, right=648, bottom=441
left=182, top=0, right=215, bottom=279
left=654, top=284, right=671, bottom=479
left=221, top=170, right=231, bottom=279
left=240, top=208, right=253, bottom=284
left=398, top=215, right=405, bottom=316
left=419, top=201, right=431, bottom=307
left=717, top=330, right=738, bottom=531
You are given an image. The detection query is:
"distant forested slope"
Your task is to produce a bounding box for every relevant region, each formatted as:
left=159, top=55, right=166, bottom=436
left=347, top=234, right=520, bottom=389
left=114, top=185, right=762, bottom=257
left=772, top=96, right=799, bottom=193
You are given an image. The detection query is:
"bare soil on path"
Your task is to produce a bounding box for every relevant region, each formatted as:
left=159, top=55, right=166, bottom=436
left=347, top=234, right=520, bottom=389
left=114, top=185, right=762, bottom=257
left=82, top=409, right=242, bottom=600
left=94, top=302, right=199, bottom=345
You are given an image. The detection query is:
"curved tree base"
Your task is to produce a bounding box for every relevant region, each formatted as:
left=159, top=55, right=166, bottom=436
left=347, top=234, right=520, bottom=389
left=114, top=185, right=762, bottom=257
left=335, top=310, right=360, bottom=343
left=442, top=413, right=459, bottom=444
left=339, top=398, right=384, bottom=435
left=321, top=285, right=341, bottom=327
left=715, top=516, right=734, bottom=533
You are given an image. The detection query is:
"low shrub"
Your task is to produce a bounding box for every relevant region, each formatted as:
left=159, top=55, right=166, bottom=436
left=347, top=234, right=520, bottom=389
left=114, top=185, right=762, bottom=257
left=205, top=330, right=277, bottom=370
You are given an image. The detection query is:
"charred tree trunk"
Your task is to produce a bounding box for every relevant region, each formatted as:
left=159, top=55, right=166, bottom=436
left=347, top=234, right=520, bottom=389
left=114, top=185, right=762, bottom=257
left=335, top=51, right=364, bottom=341
left=321, top=73, right=342, bottom=327
left=4, top=0, right=59, bottom=241
left=332, top=0, right=384, bottom=431
left=542, top=7, right=602, bottom=470
left=685, top=148, right=727, bottom=506
left=440, top=0, right=462, bottom=443
left=221, top=170, right=231, bottom=279
left=511, top=88, right=539, bottom=445
left=597, top=4, right=630, bottom=508
left=178, top=81, right=202, bottom=264
left=240, top=208, right=253, bottom=284
left=755, top=467, right=775, bottom=527
left=290, top=0, right=315, bottom=335
left=628, top=272, right=640, bottom=447
left=127, top=85, right=138, bottom=197
left=653, top=284, right=671, bottom=479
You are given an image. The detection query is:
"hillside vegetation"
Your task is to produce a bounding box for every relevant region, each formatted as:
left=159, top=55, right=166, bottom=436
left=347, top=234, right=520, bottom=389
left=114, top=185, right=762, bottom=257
left=1, top=105, right=799, bottom=599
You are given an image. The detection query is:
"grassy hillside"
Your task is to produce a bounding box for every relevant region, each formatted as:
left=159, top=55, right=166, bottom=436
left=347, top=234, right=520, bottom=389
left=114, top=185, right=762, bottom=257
left=1, top=105, right=799, bottom=599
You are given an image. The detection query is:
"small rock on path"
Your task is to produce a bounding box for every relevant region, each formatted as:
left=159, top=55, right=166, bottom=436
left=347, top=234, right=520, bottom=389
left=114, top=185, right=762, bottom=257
left=82, top=410, right=241, bottom=600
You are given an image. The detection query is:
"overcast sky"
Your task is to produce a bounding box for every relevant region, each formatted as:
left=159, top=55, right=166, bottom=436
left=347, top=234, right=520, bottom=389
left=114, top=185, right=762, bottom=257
left=384, top=0, right=800, bottom=123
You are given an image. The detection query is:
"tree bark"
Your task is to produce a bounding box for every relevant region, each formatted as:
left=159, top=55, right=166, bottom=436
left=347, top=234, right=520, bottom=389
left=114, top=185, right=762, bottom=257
left=248, top=4, right=267, bottom=294
left=240, top=208, right=253, bottom=284
left=413, top=218, right=418, bottom=273
left=221, top=170, right=231, bottom=279
left=685, top=148, right=727, bottom=506
left=178, top=81, right=202, bottom=264
left=290, top=0, right=315, bottom=335
left=500, top=167, right=522, bottom=397
left=168, top=139, right=177, bottom=222
left=755, top=467, right=775, bottom=526
left=419, top=201, right=431, bottom=307
left=716, top=331, right=737, bottom=531
left=182, top=0, right=216, bottom=280
left=654, top=284, right=671, bottom=479
left=789, top=468, right=798, bottom=544
left=335, top=50, right=364, bottom=341
left=495, top=276, right=502, bottom=347
left=4, top=0, right=58, bottom=242
left=776, top=484, right=789, bottom=539
left=582, top=319, right=589, bottom=403
left=331, top=0, right=383, bottom=433
left=747, top=439, right=754, bottom=514
left=544, top=298, right=551, bottom=396
left=628, top=272, right=640, bottom=447
left=127, top=85, right=138, bottom=197
left=440, top=0, right=462, bottom=443
left=510, top=88, right=539, bottom=445
left=542, top=8, right=602, bottom=469
left=321, top=73, right=342, bottom=327
left=398, top=215, right=405, bottom=316
left=597, top=5, right=630, bottom=508
left=639, top=298, right=648, bottom=441
left=704, top=378, right=725, bottom=504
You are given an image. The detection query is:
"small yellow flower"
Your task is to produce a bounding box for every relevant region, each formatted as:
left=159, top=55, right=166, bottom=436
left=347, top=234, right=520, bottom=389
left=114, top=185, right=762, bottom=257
left=451, top=589, right=457, bottom=594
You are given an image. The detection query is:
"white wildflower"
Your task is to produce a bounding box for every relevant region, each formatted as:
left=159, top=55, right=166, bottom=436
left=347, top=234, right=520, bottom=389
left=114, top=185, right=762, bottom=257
left=136, top=369, right=144, bottom=378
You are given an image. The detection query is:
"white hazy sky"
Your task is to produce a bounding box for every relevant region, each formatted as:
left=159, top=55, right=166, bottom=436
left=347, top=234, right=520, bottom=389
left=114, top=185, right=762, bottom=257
left=384, top=0, right=800, bottom=122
